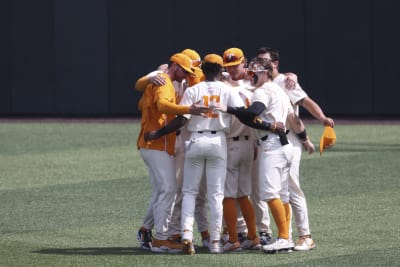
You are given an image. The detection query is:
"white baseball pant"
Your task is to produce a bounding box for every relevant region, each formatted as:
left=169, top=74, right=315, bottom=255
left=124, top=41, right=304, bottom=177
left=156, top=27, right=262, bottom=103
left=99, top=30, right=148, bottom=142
left=181, top=131, right=227, bottom=242
left=140, top=148, right=177, bottom=240
left=287, top=131, right=311, bottom=237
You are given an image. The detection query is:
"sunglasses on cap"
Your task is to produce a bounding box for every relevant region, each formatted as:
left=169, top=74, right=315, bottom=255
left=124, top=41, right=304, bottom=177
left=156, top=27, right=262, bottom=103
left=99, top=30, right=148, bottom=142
left=224, top=54, right=243, bottom=63
left=192, top=59, right=202, bottom=67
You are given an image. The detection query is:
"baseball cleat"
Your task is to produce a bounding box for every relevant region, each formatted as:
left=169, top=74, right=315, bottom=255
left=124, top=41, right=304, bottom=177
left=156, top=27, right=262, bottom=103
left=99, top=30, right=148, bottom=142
left=209, top=240, right=223, bottom=254
left=223, top=241, right=243, bottom=252
left=240, top=237, right=261, bottom=250
left=151, top=238, right=183, bottom=254
left=137, top=227, right=152, bottom=250
left=237, top=232, right=247, bottom=244
left=262, top=238, right=291, bottom=254
left=288, top=239, right=295, bottom=252
left=169, top=234, right=182, bottom=244
left=294, top=236, right=316, bottom=251
left=259, top=231, right=273, bottom=246
left=221, top=233, right=229, bottom=244
left=202, top=237, right=210, bottom=248
left=182, top=239, right=195, bottom=255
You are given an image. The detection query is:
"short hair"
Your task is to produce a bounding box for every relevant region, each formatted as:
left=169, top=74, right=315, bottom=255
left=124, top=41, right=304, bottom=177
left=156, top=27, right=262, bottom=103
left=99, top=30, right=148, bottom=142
left=248, top=57, right=273, bottom=79
left=256, top=46, right=280, bottom=62
left=201, top=62, right=222, bottom=77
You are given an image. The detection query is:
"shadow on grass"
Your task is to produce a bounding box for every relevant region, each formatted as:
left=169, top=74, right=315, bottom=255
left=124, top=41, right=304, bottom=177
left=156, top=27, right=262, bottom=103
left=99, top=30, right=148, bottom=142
left=32, top=246, right=214, bottom=256
left=33, top=247, right=151, bottom=256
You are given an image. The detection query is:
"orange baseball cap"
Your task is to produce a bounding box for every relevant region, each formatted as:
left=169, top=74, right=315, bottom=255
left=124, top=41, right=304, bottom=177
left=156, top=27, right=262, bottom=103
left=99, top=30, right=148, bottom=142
left=223, top=48, right=244, bottom=67
left=170, top=53, right=195, bottom=75
left=319, top=126, right=337, bottom=155
left=203, top=54, right=223, bottom=66
left=181, top=49, right=202, bottom=67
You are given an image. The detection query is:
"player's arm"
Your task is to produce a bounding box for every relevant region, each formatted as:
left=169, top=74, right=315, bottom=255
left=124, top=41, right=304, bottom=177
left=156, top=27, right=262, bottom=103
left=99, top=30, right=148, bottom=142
left=286, top=112, right=315, bottom=154
left=284, top=72, right=298, bottom=90
left=156, top=86, right=209, bottom=116
left=135, top=75, right=151, bottom=92
left=144, top=116, right=188, bottom=142
left=135, top=69, right=167, bottom=92
left=226, top=102, right=282, bottom=131
left=297, top=96, right=335, bottom=127
left=157, top=97, right=209, bottom=116
left=157, top=97, right=191, bottom=115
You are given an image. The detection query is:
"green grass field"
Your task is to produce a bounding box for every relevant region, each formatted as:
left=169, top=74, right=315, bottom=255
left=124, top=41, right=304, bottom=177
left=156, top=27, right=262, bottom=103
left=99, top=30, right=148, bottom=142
left=1, top=121, right=400, bottom=266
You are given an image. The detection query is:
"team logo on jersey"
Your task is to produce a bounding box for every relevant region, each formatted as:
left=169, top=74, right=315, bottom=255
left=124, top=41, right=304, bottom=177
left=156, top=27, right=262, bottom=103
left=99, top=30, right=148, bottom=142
left=238, top=91, right=250, bottom=107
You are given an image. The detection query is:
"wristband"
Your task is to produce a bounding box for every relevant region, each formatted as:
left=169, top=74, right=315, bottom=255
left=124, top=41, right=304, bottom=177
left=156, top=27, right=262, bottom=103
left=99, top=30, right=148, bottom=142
left=296, top=129, right=308, bottom=141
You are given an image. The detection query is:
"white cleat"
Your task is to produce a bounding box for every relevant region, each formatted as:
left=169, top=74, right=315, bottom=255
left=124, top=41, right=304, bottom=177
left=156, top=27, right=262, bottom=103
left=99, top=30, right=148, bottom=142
left=262, top=238, right=291, bottom=254
left=294, top=236, right=316, bottom=251
left=209, top=240, right=223, bottom=254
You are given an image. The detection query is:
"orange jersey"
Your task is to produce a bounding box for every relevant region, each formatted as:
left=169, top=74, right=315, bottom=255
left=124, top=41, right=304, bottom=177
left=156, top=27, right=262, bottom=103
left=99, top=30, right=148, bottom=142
left=137, top=73, right=190, bottom=155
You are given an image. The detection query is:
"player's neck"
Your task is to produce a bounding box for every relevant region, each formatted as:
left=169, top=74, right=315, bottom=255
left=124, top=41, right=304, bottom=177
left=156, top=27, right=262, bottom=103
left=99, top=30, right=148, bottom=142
left=271, top=70, right=280, bottom=79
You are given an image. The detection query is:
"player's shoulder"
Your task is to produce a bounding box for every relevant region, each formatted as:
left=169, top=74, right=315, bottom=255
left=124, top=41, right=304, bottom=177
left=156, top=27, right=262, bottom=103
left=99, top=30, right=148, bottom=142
left=260, top=81, right=281, bottom=91
left=272, top=73, right=286, bottom=86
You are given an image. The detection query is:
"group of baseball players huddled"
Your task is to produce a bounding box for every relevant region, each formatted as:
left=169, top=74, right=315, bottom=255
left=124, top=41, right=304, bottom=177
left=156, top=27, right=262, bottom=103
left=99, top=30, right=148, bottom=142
left=134, top=46, right=335, bottom=254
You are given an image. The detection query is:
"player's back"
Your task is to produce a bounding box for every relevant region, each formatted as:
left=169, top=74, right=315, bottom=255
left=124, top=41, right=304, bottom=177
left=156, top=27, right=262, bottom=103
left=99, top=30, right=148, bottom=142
left=180, top=80, right=244, bottom=132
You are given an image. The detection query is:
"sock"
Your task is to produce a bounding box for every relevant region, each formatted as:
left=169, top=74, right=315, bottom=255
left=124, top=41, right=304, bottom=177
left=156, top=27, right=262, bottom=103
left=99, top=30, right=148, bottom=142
left=283, top=203, right=291, bottom=239
left=223, top=198, right=238, bottom=242
left=267, top=198, right=289, bottom=239
left=237, top=196, right=257, bottom=240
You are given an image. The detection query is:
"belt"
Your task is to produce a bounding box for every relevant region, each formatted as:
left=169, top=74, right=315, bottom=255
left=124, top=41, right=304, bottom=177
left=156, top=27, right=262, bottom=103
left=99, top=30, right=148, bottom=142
left=232, top=136, right=249, bottom=141
left=197, top=131, right=217, bottom=134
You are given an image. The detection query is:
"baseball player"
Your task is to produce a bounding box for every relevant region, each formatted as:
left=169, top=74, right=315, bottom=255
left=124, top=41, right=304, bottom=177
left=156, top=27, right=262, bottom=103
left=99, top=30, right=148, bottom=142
left=144, top=54, right=246, bottom=254
left=135, top=49, right=211, bottom=249
left=136, top=52, right=208, bottom=253
left=220, top=47, right=260, bottom=252
left=222, top=49, right=299, bottom=246
left=218, top=57, right=315, bottom=253
left=256, top=47, right=334, bottom=251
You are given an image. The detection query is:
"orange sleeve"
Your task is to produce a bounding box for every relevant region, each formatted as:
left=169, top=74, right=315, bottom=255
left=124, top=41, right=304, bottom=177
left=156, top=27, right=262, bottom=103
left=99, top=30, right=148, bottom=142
left=154, top=79, right=190, bottom=115
left=135, top=75, right=149, bottom=92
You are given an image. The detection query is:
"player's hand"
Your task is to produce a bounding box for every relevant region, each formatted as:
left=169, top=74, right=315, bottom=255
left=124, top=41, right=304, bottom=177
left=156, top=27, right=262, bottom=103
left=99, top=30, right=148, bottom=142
left=270, top=121, right=286, bottom=134
left=148, top=74, right=166, bottom=86
left=144, top=130, right=161, bottom=142
left=210, top=103, right=227, bottom=113
left=157, top=64, right=168, bottom=72
left=322, top=117, right=335, bottom=128
left=284, top=72, right=298, bottom=90
left=189, top=102, right=210, bottom=117
left=302, top=138, right=315, bottom=154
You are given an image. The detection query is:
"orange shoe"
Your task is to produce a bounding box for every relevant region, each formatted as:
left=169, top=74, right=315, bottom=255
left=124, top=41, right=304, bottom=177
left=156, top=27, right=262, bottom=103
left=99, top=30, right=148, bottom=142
left=151, top=238, right=183, bottom=253
left=169, top=234, right=182, bottom=244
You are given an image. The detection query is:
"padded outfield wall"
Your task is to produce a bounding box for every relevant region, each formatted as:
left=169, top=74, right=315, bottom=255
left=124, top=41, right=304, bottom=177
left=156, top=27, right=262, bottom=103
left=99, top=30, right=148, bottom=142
left=1, top=0, right=399, bottom=116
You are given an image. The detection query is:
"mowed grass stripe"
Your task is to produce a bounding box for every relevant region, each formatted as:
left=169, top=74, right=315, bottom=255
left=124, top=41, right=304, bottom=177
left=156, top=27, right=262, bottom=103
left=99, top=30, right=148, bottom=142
left=1, top=122, right=400, bottom=267
left=0, top=146, right=145, bottom=190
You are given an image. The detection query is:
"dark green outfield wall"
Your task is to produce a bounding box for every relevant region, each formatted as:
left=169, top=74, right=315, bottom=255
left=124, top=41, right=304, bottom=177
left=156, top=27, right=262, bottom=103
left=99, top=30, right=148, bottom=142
left=1, top=0, right=399, bottom=116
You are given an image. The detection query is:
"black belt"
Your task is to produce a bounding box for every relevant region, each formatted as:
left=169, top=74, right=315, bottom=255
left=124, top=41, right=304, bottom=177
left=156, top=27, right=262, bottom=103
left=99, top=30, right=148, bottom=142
left=232, top=136, right=249, bottom=141
left=259, top=132, right=289, bottom=146
left=197, top=131, right=217, bottom=134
